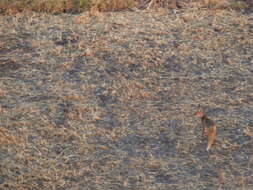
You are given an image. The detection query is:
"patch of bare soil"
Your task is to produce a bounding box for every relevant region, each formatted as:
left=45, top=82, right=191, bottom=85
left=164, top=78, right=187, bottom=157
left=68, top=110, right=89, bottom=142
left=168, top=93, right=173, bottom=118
left=0, top=8, right=253, bottom=189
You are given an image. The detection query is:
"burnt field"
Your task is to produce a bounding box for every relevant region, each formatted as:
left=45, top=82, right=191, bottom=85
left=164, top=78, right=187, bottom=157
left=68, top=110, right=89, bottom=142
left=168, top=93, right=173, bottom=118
left=0, top=9, right=253, bottom=189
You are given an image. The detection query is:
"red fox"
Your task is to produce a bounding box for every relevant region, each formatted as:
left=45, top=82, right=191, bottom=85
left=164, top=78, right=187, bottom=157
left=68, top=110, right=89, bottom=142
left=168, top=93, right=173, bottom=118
left=195, top=107, right=217, bottom=151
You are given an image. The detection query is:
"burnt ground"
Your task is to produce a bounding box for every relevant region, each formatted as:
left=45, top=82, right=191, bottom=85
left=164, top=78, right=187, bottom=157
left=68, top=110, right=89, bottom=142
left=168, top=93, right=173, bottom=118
left=0, top=8, right=253, bottom=190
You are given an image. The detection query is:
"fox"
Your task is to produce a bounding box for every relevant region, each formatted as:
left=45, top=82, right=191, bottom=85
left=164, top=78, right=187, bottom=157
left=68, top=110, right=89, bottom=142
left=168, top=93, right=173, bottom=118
left=195, top=107, right=217, bottom=151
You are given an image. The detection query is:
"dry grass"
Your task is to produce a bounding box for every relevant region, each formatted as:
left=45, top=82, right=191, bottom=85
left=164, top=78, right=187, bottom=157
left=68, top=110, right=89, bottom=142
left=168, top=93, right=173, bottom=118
left=0, top=7, right=253, bottom=190
left=0, top=0, right=134, bottom=13
left=92, top=0, right=136, bottom=11
left=0, top=0, right=252, bottom=14
left=0, top=0, right=91, bottom=14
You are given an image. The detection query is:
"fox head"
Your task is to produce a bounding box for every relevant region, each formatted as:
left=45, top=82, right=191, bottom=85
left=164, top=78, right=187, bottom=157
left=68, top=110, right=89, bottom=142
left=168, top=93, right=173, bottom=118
left=194, top=107, right=205, bottom=118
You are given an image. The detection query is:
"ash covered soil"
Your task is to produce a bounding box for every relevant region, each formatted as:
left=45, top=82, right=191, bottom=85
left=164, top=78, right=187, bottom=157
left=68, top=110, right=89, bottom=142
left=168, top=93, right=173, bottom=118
left=0, top=8, right=253, bottom=189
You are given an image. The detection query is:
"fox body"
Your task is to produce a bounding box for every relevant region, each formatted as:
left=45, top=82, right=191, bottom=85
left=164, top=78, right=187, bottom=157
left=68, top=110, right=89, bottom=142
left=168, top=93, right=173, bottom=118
left=195, top=108, right=217, bottom=151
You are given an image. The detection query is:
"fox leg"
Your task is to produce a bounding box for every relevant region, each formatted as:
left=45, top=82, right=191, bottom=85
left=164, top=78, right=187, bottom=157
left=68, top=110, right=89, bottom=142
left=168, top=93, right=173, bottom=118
left=206, top=126, right=217, bottom=151
left=202, top=127, right=208, bottom=138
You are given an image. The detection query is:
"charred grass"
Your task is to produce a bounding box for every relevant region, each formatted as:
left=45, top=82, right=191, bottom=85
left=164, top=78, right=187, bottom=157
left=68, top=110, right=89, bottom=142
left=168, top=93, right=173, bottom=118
left=0, top=9, right=253, bottom=189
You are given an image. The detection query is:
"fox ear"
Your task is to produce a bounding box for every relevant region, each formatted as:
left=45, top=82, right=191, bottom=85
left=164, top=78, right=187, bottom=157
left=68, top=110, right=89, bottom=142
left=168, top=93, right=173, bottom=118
left=195, top=106, right=204, bottom=115
left=196, top=105, right=203, bottom=111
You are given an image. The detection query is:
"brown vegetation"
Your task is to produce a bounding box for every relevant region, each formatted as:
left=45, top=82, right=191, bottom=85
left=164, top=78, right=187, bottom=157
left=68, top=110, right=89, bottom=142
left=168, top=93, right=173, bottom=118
left=0, top=0, right=252, bottom=14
